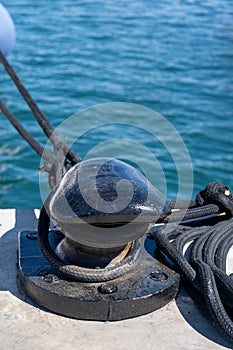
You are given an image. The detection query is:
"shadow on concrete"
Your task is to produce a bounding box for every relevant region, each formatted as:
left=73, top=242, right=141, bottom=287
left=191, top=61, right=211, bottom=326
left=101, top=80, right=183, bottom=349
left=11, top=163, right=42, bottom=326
left=176, top=285, right=233, bottom=349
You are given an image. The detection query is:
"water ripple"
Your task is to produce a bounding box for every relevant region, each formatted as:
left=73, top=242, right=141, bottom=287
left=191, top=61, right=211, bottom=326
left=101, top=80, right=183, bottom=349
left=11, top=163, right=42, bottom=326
left=0, top=0, right=233, bottom=207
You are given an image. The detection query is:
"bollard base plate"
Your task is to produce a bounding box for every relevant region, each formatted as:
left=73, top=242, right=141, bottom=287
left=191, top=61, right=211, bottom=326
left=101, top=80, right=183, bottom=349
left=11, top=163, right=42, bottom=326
left=18, top=230, right=179, bottom=321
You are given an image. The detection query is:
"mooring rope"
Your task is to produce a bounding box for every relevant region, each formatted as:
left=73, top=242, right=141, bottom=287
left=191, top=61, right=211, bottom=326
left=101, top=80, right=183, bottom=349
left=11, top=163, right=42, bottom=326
left=154, top=181, right=233, bottom=341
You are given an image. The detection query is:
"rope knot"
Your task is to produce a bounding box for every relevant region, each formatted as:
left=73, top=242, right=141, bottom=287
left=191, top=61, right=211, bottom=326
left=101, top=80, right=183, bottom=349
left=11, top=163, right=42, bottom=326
left=196, top=182, right=233, bottom=217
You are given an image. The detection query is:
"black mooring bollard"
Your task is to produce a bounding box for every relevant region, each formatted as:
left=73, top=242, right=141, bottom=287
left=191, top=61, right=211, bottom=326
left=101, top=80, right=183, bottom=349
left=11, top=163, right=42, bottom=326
left=18, top=158, right=180, bottom=321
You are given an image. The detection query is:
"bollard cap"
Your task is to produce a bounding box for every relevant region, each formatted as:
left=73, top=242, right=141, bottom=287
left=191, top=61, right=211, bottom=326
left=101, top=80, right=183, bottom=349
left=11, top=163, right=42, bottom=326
left=50, top=158, right=171, bottom=248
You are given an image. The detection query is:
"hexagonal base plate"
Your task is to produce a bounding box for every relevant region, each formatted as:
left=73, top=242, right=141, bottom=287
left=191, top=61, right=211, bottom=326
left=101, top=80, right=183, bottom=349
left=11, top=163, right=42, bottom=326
left=18, top=230, right=179, bottom=321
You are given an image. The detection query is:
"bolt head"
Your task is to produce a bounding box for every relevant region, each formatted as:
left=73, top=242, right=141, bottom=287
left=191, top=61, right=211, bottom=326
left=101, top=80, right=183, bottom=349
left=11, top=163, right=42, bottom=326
left=149, top=271, right=168, bottom=282
left=98, top=284, right=118, bottom=294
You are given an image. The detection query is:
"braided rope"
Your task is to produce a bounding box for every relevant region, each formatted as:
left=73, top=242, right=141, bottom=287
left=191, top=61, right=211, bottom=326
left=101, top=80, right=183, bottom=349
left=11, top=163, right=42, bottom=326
left=154, top=182, right=233, bottom=342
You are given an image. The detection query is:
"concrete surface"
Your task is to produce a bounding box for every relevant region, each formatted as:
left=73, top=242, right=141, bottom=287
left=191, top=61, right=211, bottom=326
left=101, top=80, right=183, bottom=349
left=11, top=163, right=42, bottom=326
left=0, top=209, right=232, bottom=350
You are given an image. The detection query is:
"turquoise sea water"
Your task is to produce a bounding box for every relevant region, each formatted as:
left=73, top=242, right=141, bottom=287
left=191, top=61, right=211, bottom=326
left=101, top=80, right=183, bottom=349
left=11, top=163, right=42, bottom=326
left=0, top=0, right=233, bottom=208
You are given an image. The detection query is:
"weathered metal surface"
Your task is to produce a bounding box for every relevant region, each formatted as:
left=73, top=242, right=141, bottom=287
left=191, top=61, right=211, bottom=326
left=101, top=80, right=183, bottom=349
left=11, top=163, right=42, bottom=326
left=18, top=230, right=179, bottom=321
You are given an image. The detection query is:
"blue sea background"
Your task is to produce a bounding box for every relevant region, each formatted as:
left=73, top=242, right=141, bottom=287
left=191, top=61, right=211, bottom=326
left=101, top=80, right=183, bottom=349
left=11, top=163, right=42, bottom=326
left=0, top=0, right=233, bottom=208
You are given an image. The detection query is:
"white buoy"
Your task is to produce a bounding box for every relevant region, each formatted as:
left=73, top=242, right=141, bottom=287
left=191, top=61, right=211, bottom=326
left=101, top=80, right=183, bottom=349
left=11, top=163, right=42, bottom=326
left=0, top=3, right=15, bottom=56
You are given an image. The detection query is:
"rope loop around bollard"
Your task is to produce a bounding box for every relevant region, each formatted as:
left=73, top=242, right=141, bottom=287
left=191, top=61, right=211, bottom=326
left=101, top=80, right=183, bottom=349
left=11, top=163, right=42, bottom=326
left=37, top=195, right=142, bottom=283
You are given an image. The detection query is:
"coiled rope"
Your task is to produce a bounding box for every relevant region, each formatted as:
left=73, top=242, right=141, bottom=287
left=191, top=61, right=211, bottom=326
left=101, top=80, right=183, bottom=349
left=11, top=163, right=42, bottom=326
left=154, top=181, right=233, bottom=341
